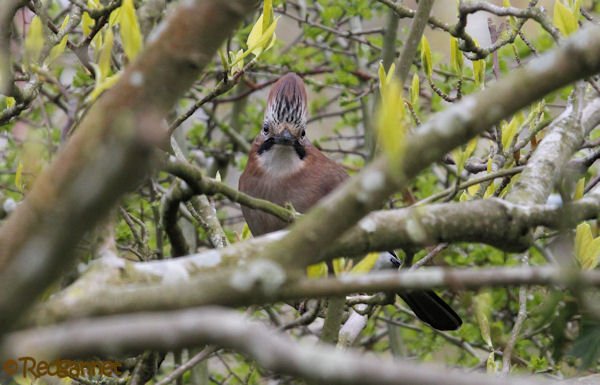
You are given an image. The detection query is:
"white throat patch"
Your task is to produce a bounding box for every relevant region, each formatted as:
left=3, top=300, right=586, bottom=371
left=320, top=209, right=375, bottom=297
left=258, top=144, right=304, bottom=178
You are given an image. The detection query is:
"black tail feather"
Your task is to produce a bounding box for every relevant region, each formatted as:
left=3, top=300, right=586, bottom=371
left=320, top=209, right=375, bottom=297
left=399, top=290, right=462, bottom=331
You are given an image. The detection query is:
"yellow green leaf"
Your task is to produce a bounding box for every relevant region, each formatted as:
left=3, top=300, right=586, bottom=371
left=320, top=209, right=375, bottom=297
left=467, top=183, right=479, bottom=196
left=306, top=262, right=327, bottom=278
left=501, top=113, right=523, bottom=150
left=575, top=222, right=600, bottom=270
left=98, top=28, right=114, bottom=81
left=229, top=49, right=244, bottom=75
left=119, top=0, right=143, bottom=61
left=350, top=252, right=380, bottom=274
left=245, top=14, right=279, bottom=59
left=583, top=238, right=600, bottom=270
left=572, top=0, right=582, bottom=15
left=465, top=137, right=477, bottom=158
left=47, top=15, right=70, bottom=65
left=15, top=161, right=23, bottom=191
left=5, top=96, right=16, bottom=108
left=377, top=75, right=406, bottom=165
left=487, top=157, right=493, bottom=173
left=333, top=257, right=346, bottom=275
left=420, top=35, right=432, bottom=79
left=109, top=7, right=121, bottom=27
left=473, top=59, right=486, bottom=87
left=553, top=0, right=578, bottom=36
left=218, top=48, right=229, bottom=71
left=574, top=177, right=585, bottom=200
left=410, top=73, right=420, bottom=108
left=386, top=62, right=395, bottom=84
left=453, top=137, right=477, bottom=174
left=25, top=16, right=45, bottom=65
left=484, top=181, right=496, bottom=198
left=486, top=352, right=497, bottom=373
left=450, top=37, right=463, bottom=74
left=378, top=61, right=386, bottom=87
left=378, top=61, right=395, bottom=98
left=262, top=0, right=274, bottom=31
left=474, top=291, right=493, bottom=347
left=241, top=223, right=252, bottom=240
left=89, top=72, right=121, bottom=101
left=83, top=0, right=100, bottom=35
left=82, top=12, right=94, bottom=36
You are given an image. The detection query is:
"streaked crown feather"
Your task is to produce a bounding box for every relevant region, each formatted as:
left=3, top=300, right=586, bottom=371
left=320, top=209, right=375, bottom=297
left=265, top=73, right=307, bottom=127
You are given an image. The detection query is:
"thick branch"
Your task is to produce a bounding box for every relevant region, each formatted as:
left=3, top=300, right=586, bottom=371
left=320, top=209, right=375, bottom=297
left=395, top=0, right=434, bottom=85
left=0, top=0, right=255, bottom=333
left=164, top=160, right=297, bottom=223
left=507, top=94, right=600, bottom=204
left=28, top=190, right=600, bottom=324
left=255, top=25, right=600, bottom=272
left=0, top=307, right=570, bottom=385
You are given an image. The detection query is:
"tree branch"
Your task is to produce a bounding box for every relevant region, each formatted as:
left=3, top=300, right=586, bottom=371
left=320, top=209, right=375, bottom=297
left=0, top=307, right=570, bottom=385
left=26, top=185, right=600, bottom=324
left=0, top=0, right=255, bottom=334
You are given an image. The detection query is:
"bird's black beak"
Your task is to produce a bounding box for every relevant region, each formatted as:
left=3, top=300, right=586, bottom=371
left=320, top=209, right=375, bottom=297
left=258, top=127, right=306, bottom=160
left=272, top=129, right=296, bottom=146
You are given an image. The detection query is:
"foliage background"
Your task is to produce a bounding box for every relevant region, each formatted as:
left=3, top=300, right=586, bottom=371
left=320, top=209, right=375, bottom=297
left=2, top=0, right=600, bottom=384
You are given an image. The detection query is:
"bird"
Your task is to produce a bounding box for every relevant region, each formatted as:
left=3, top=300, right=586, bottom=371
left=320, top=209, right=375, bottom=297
left=239, top=72, right=462, bottom=331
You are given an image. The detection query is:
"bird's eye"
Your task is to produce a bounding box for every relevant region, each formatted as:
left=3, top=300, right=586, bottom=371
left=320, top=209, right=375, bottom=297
left=301, top=129, right=306, bottom=137
left=262, top=124, right=269, bottom=135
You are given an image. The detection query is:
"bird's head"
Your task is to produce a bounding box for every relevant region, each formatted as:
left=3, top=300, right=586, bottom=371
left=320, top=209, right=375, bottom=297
left=256, top=73, right=308, bottom=160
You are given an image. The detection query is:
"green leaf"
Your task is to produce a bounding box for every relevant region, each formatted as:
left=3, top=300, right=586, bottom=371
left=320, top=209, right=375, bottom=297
left=241, top=223, right=252, bottom=240
left=47, top=15, right=70, bottom=65
left=410, top=73, right=420, bottom=108
left=474, top=291, right=493, bottom=347
left=378, top=61, right=386, bottom=92
left=501, top=113, right=523, bottom=150
left=570, top=318, right=600, bottom=368
left=262, top=0, right=273, bottom=31
left=245, top=14, right=278, bottom=59
left=378, top=61, right=395, bottom=98
left=472, top=59, right=486, bottom=87
left=450, top=37, right=463, bottom=74
left=15, top=161, right=23, bottom=191
left=109, top=7, right=122, bottom=26
left=97, top=28, right=114, bottom=81
left=25, top=16, right=45, bottom=65
left=82, top=12, right=94, bottom=36
left=377, top=74, right=406, bottom=165
left=553, top=0, right=578, bottom=36
left=575, top=222, right=600, bottom=270
left=453, top=137, right=477, bottom=174
left=228, top=49, right=244, bottom=75
left=5, top=96, right=16, bottom=108
left=89, top=72, right=121, bottom=101
left=350, top=252, right=380, bottom=274
left=420, top=35, right=432, bottom=79
left=306, top=262, right=327, bottom=278
left=119, top=0, right=143, bottom=61
left=218, top=47, right=228, bottom=72
left=574, top=177, right=585, bottom=200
